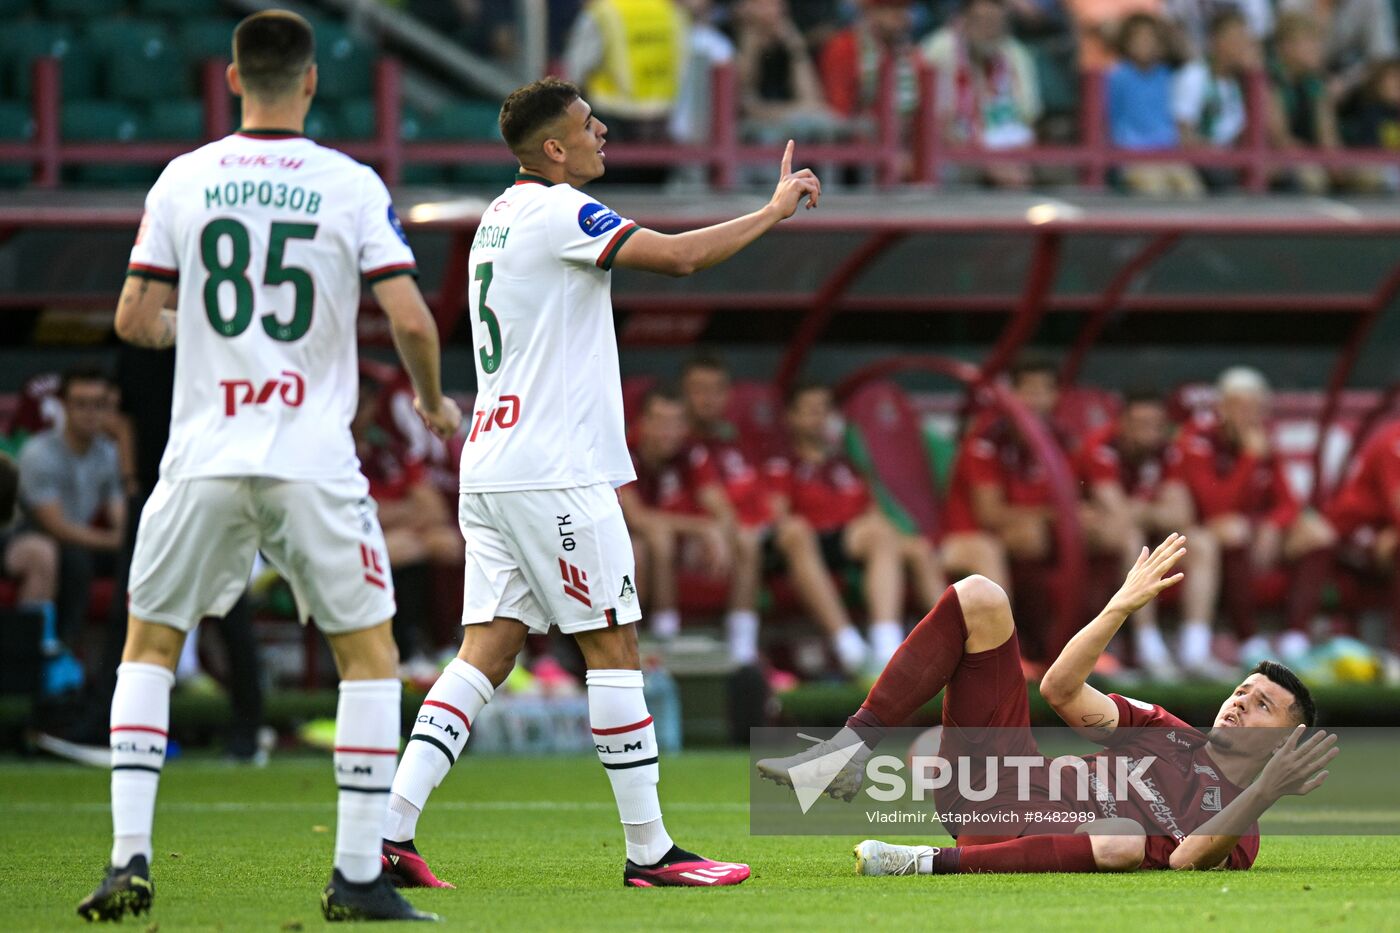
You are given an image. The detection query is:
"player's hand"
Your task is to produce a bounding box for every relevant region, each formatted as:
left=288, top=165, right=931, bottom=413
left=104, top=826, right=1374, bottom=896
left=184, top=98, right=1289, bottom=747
left=768, top=140, right=821, bottom=220
left=1105, top=533, right=1187, bottom=617
left=414, top=395, right=462, bottom=439
left=1258, top=724, right=1338, bottom=800
left=1250, top=521, right=1282, bottom=571
left=701, top=524, right=734, bottom=577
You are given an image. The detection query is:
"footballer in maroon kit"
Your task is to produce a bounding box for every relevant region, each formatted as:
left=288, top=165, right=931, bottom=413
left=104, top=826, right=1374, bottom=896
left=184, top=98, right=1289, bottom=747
left=758, top=534, right=1337, bottom=875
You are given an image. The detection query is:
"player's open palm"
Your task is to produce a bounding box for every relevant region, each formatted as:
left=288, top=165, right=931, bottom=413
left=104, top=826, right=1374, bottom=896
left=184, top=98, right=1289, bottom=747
left=768, top=140, right=821, bottom=219
left=1106, top=533, right=1187, bottom=616
left=1260, top=724, right=1339, bottom=799
left=415, top=395, right=462, bottom=439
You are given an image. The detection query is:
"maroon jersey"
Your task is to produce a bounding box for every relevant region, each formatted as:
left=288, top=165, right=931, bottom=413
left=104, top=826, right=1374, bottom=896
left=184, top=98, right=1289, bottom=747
left=1094, top=694, right=1260, bottom=870
left=688, top=436, right=772, bottom=527
left=1076, top=424, right=1176, bottom=502
left=764, top=450, right=871, bottom=533
left=630, top=445, right=719, bottom=516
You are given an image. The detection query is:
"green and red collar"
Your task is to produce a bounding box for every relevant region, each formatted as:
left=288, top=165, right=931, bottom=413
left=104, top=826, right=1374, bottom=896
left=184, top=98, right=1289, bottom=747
left=234, top=127, right=305, bottom=140
left=513, top=171, right=555, bottom=186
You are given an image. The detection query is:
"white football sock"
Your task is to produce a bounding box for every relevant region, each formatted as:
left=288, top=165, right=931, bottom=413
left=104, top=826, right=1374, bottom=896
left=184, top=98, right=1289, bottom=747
left=586, top=668, right=674, bottom=866
left=915, top=845, right=937, bottom=874
left=832, top=626, right=869, bottom=674
left=650, top=609, right=681, bottom=640
left=1178, top=620, right=1213, bottom=668
left=110, top=662, right=175, bottom=867
left=1134, top=622, right=1172, bottom=668
left=386, top=659, right=494, bottom=842
left=868, top=620, right=905, bottom=670
left=333, top=678, right=400, bottom=883
left=725, top=609, right=760, bottom=665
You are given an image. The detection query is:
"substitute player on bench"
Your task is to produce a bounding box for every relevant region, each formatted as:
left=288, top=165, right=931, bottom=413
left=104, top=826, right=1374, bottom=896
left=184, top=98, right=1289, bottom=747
left=78, top=11, right=459, bottom=923
left=758, top=535, right=1336, bottom=875
left=381, top=77, right=819, bottom=888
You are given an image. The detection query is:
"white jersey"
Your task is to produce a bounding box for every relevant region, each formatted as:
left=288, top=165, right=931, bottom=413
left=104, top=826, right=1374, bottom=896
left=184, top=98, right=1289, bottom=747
left=458, top=172, right=639, bottom=492
left=127, top=129, right=417, bottom=482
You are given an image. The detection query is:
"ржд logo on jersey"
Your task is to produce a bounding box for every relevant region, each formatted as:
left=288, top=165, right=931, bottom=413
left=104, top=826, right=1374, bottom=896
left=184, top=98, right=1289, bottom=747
left=577, top=202, right=622, bottom=237
left=468, top=394, right=521, bottom=442
left=220, top=369, right=305, bottom=416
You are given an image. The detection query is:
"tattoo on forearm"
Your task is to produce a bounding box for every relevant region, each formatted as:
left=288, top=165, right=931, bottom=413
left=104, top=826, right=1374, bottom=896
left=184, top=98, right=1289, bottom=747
left=1081, top=713, right=1117, bottom=733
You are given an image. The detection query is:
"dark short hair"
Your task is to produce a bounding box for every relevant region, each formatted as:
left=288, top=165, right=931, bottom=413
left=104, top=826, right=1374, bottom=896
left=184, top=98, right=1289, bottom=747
left=60, top=366, right=110, bottom=399
left=233, top=10, right=316, bottom=99
left=1208, top=8, right=1249, bottom=37
left=1117, top=12, right=1167, bottom=57
left=785, top=380, right=831, bottom=409
left=0, top=452, right=17, bottom=529
left=681, top=354, right=730, bottom=380
left=641, top=385, right=682, bottom=414
left=1252, top=661, right=1317, bottom=727
left=1009, top=355, right=1059, bottom=387
left=499, top=77, right=580, bottom=156
left=1122, top=388, right=1165, bottom=409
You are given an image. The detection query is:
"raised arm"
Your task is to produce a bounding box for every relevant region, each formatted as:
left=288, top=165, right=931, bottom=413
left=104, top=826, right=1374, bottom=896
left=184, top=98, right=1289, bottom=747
left=1039, top=534, right=1187, bottom=739
left=613, top=140, right=820, bottom=278
left=371, top=276, right=460, bottom=439
left=1170, top=725, right=1337, bottom=870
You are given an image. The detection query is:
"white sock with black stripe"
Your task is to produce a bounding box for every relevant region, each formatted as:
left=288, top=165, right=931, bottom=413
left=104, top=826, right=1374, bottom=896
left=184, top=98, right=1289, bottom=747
left=110, top=662, right=175, bottom=867
left=385, top=659, right=494, bottom=843
left=334, top=678, right=401, bottom=883
left=587, top=668, right=674, bottom=866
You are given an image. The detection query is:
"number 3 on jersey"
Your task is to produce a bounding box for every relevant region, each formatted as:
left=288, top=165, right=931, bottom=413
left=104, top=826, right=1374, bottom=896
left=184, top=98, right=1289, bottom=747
left=201, top=219, right=317, bottom=342
left=474, top=261, right=502, bottom=374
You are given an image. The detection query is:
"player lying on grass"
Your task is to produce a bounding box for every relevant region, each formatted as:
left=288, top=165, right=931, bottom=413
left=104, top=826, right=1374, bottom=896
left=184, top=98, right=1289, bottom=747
left=379, top=76, right=819, bottom=890
left=758, top=534, right=1338, bottom=874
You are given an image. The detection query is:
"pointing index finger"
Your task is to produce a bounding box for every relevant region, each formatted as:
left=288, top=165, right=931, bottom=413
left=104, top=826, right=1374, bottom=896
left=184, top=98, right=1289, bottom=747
left=781, top=139, right=794, bottom=178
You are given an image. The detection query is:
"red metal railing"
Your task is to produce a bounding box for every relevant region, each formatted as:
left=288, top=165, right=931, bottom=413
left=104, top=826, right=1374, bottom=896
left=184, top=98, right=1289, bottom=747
left=6, top=56, right=1400, bottom=191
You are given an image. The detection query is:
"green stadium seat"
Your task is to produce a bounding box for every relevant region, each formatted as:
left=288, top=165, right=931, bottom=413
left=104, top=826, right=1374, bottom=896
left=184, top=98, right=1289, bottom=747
left=136, top=0, right=220, bottom=15
left=60, top=99, right=154, bottom=186
left=396, top=106, right=446, bottom=184
left=3, top=23, right=99, bottom=100
left=313, top=24, right=375, bottom=101
left=82, top=18, right=168, bottom=58
left=43, top=0, right=110, bottom=16
left=0, top=101, right=35, bottom=187
left=177, top=18, right=235, bottom=66
left=105, top=37, right=189, bottom=101
left=338, top=98, right=376, bottom=140
left=144, top=98, right=205, bottom=141
left=430, top=100, right=502, bottom=141
left=303, top=107, right=341, bottom=141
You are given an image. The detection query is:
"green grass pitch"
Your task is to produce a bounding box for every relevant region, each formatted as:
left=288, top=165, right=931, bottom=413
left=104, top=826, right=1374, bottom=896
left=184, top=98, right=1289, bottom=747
left=3, top=751, right=1397, bottom=931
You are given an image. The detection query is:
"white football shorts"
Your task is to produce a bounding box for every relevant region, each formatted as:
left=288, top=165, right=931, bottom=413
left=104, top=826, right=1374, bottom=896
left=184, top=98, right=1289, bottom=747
left=128, top=475, right=395, bottom=634
left=458, top=482, right=641, bottom=635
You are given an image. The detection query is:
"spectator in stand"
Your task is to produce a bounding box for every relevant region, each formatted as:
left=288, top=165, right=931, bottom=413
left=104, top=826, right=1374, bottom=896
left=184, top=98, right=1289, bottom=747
left=732, top=0, right=842, bottom=144
left=819, top=0, right=922, bottom=125
left=1076, top=391, right=1226, bottom=678
left=766, top=383, right=946, bottom=674
left=922, top=0, right=1042, bottom=187
left=1162, top=0, right=1272, bottom=60
left=670, top=0, right=736, bottom=147
left=563, top=0, right=687, bottom=182
left=1268, top=12, right=1341, bottom=193
left=0, top=452, right=16, bottom=527
left=1280, top=0, right=1396, bottom=100
left=1106, top=13, right=1204, bottom=195
left=1171, top=367, right=1335, bottom=664
left=621, top=389, right=765, bottom=664
left=0, top=466, right=64, bottom=691
left=943, top=357, right=1072, bottom=596
left=1327, top=418, right=1400, bottom=631
left=1064, top=0, right=1162, bottom=71
left=353, top=376, right=461, bottom=674
left=17, top=368, right=124, bottom=663
left=678, top=356, right=773, bottom=666
left=1173, top=11, right=1258, bottom=188
left=1342, top=59, right=1400, bottom=191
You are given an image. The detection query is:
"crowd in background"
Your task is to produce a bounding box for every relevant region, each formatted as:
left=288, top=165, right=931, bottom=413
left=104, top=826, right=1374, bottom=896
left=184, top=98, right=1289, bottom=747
left=5, top=353, right=1400, bottom=706
left=419, top=0, right=1400, bottom=192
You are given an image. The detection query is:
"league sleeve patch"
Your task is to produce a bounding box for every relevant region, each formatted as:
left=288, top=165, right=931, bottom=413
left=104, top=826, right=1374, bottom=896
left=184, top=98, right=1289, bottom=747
left=387, top=204, right=409, bottom=245
left=577, top=202, right=622, bottom=238
left=1120, top=695, right=1156, bottom=712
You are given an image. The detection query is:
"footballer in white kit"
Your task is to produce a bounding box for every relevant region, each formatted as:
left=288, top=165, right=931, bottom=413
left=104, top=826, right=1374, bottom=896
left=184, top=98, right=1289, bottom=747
left=79, top=10, right=455, bottom=925
left=382, top=76, right=821, bottom=890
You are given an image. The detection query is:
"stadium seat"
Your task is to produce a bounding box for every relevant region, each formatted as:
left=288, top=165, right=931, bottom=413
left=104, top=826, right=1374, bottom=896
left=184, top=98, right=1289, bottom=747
left=0, top=101, right=35, bottom=187
left=3, top=23, right=99, bottom=100
left=105, top=37, right=189, bottom=102
left=176, top=18, right=235, bottom=66
left=398, top=106, right=447, bottom=185
left=311, top=24, right=375, bottom=102
left=60, top=99, right=154, bottom=186
left=303, top=107, right=342, bottom=141
left=144, top=98, right=205, bottom=141
left=429, top=100, right=511, bottom=186
left=843, top=380, right=943, bottom=540
left=338, top=98, right=376, bottom=139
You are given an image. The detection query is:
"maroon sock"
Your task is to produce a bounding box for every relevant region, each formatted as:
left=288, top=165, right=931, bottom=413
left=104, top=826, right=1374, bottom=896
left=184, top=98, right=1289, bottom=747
left=1221, top=547, right=1257, bottom=639
left=1286, top=549, right=1331, bottom=632
left=932, top=834, right=1098, bottom=874
left=847, top=586, right=966, bottom=743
